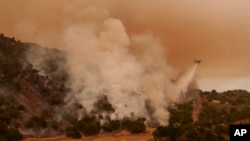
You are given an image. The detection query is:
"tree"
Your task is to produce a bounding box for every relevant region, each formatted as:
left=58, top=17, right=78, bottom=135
left=102, top=120, right=121, bottom=132
left=94, top=95, right=115, bottom=113
left=4, top=128, right=23, bottom=141
left=0, top=124, right=22, bottom=141
left=0, top=108, right=11, bottom=125
left=65, top=126, right=82, bottom=139
left=152, top=125, right=183, bottom=141
left=76, top=116, right=101, bottom=135
left=25, top=116, right=47, bottom=129
left=126, top=118, right=146, bottom=134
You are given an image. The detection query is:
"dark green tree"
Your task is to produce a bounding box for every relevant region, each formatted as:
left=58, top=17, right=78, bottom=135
left=126, top=118, right=146, bottom=134
left=25, top=116, right=47, bottom=129
left=152, top=125, right=183, bottom=141
left=76, top=116, right=101, bottom=135
left=102, top=120, right=121, bottom=132
left=65, top=126, right=82, bottom=139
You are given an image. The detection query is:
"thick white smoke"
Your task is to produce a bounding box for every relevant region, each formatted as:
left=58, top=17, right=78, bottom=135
left=24, top=1, right=198, bottom=126
left=62, top=17, right=147, bottom=119
left=60, top=17, right=198, bottom=125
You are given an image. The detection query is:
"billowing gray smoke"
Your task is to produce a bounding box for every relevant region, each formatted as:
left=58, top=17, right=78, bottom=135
left=25, top=1, right=198, bottom=126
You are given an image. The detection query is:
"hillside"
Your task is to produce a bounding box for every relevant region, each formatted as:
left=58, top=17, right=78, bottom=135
left=0, top=33, right=151, bottom=140
left=0, top=33, right=68, bottom=139
left=0, top=33, right=250, bottom=141
left=153, top=89, right=250, bottom=141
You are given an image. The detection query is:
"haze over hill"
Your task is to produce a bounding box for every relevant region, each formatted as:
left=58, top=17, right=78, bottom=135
left=1, top=1, right=250, bottom=140
left=1, top=0, right=250, bottom=91
left=0, top=0, right=204, bottom=126
left=0, top=32, right=249, bottom=141
left=0, top=31, right=198, bottom=140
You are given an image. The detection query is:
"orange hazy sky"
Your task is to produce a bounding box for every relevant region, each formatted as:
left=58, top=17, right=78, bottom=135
left=1, top=0, right=250, bottom=91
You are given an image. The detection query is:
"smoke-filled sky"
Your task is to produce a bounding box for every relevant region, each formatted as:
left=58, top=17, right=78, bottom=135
left=1, top=0, right=250, bottom=91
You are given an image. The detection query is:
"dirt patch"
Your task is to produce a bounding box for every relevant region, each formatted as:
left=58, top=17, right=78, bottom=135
left=23, top=128, right=155, bottom=141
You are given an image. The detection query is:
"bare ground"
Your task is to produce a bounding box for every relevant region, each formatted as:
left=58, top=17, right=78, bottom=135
left=23, top=128, right=155, bottom=141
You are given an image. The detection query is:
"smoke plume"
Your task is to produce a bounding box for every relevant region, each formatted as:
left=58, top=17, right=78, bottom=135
left=59, top=16, right=198, bottom=125
left=60, top=16, right=181, bottom=125
left=2, top=0, right=250, bottom=91
left=3, top=0, right=200, bottom=125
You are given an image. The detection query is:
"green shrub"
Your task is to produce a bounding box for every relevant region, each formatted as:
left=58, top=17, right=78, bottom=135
left=0, top=123, right=22, bottom=141
left=94, top=95, right=115, bottom=113
left=76, top=116, right=101, bottom=135
left=102, top=120, right=121, bottom=132
left=65, top=126, right=82, bottom=139
left=126, top=118, right=146, bottom=134
left=0, top=108, right=11, bottom=124
left=153, top=125, right=183, bottom=140
left=25, top=116, right=47, bottom=129
left=5, top=107, right=22, bottom=119
left=4, top=128, right=23, bottom=141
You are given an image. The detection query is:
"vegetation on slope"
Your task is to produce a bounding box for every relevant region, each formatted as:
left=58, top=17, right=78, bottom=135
left=153, top=89, right=250, bottom=141
left=0, top=33, right=68, bottom=139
